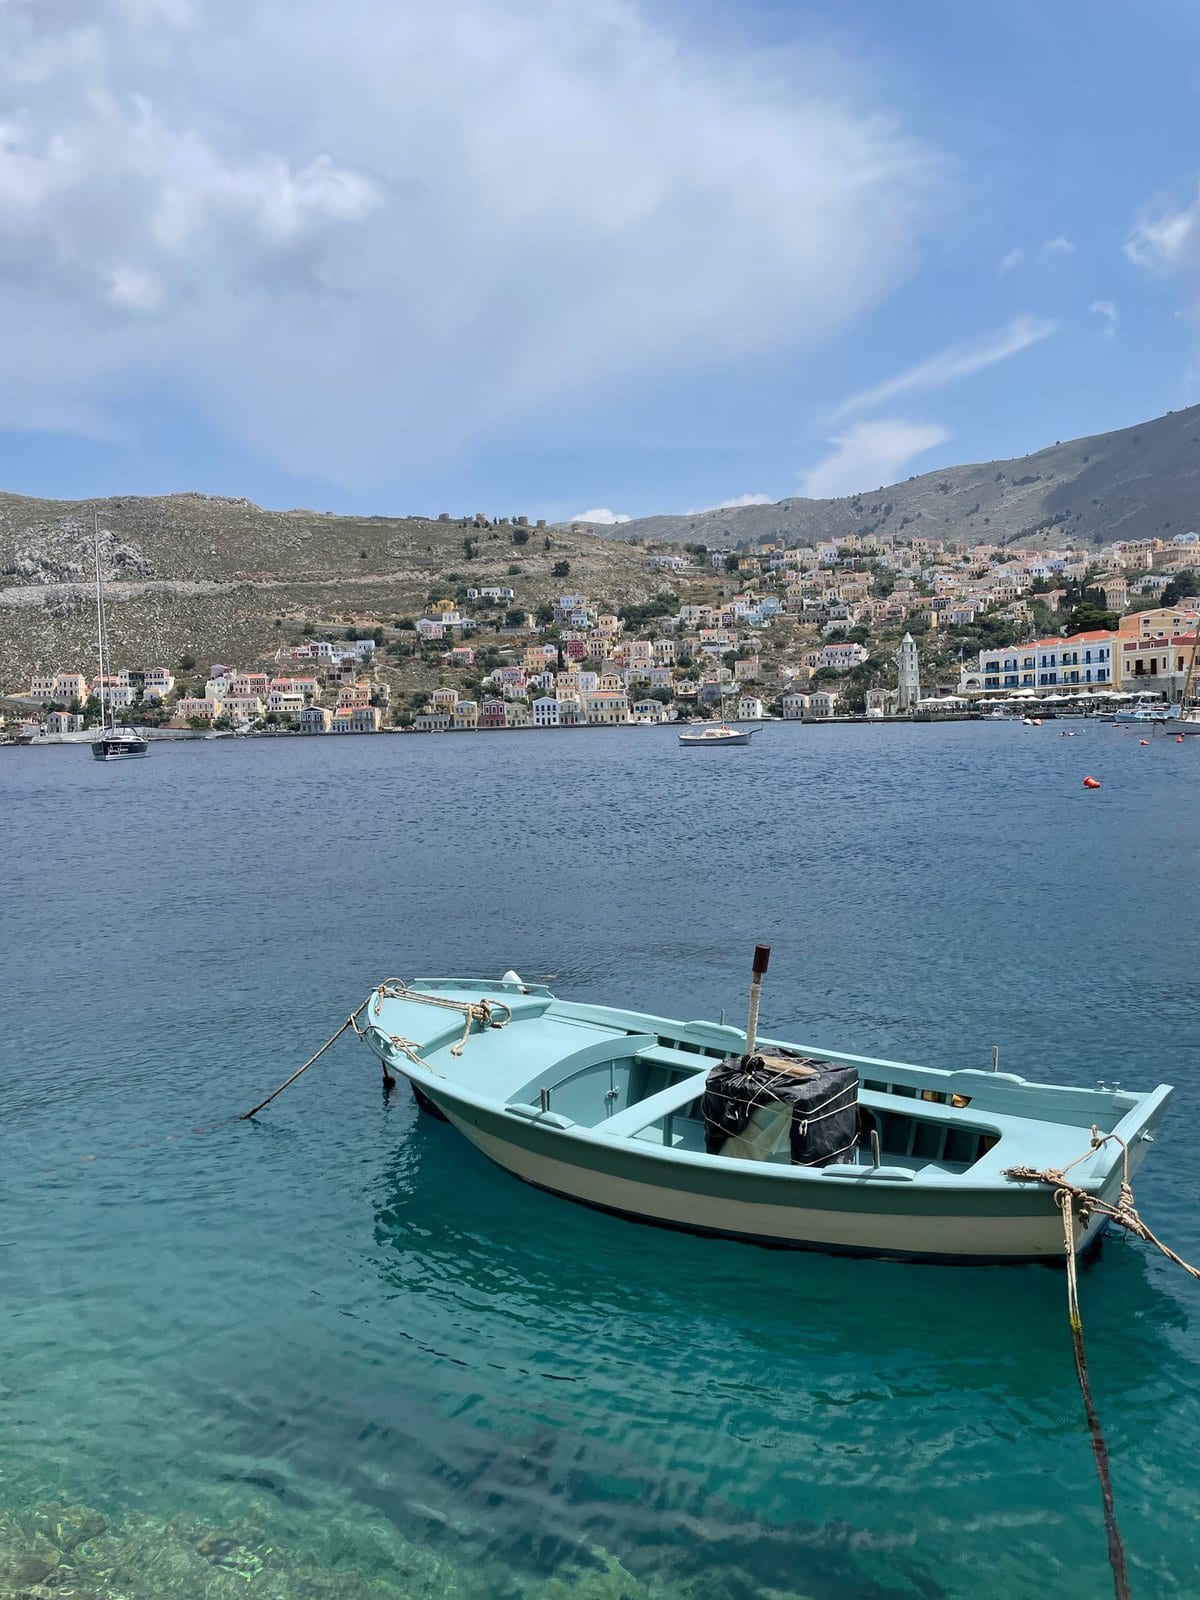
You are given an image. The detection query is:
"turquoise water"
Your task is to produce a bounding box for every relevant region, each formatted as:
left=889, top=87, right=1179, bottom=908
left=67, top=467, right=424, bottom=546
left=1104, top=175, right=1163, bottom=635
left=3, top=722, right=1199, bottom=1599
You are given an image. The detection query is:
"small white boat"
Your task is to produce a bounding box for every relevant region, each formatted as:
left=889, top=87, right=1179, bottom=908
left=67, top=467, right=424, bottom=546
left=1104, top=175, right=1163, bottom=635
left=359, top=955, right=1172, bottom=1264
left=678, top=723, right=754, bottom=747
left=1112, top=699, right=1177, bottom=726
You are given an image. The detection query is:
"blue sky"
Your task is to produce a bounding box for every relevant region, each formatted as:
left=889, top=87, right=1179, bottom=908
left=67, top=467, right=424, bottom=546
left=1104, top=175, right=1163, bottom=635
left=1, top=0, right=1199, bottom=522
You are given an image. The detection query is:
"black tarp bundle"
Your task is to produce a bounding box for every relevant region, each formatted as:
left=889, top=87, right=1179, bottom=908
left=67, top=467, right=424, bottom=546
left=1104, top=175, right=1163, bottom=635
left=701, top=1053, right=861, bottom=1166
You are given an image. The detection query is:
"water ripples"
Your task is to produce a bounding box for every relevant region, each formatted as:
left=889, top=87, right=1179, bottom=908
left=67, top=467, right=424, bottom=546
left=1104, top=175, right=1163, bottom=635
left=3, top=726, right=1200, bottom=1597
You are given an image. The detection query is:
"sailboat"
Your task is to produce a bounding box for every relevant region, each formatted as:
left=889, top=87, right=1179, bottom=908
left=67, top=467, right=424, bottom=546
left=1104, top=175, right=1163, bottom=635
left=1175, top=623, right=1200, bottom=736
left=677, top=686, right=758, bottom=746
left=677, top=723, right=754, bottom=746
left=90, top=510, right=148, bottom=762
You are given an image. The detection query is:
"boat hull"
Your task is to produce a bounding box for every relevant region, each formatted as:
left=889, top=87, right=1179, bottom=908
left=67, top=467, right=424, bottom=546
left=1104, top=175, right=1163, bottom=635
left=678, top=731, right=752, bottom=746
left=91, top=745, right=148, bottom=760
left=419, top=1085, right=1130, bottom=1263
left=1112, top=707, right=1179, bottom=725
left=91, top=735, right=149, bottom=760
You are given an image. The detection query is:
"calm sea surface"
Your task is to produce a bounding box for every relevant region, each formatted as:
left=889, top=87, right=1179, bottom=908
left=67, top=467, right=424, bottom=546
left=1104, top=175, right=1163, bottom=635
left=3, top=722, right=1199, bottom=1600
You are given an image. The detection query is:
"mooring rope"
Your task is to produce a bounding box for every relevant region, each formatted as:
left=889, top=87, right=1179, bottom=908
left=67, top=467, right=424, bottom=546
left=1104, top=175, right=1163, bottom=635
left=1005, top=1130, right=1200, bottom=1281
left=238, top=999, right=371, bottom=1119
left=1006, top=1133, right=1200, bottom=1600
left=1058, top=1189, right=1132, bottom=1600
left=239, top=980, right=513, bottom=1118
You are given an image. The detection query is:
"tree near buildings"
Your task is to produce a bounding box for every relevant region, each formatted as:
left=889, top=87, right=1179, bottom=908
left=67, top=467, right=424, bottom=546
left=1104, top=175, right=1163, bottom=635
left=1062, top=600, right=1119, bottom=634
left=1162, top=569, right=1197, bottom=607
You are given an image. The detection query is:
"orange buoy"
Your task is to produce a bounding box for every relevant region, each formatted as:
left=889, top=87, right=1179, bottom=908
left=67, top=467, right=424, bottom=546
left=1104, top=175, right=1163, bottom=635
left=1083, top=775, right=1101, bottom=789
left=1139, top=738, right=1150, bottom=746
left=1177, top=735, right=1185, bottom=744
left=1032, top=717, right=1042, bottom=727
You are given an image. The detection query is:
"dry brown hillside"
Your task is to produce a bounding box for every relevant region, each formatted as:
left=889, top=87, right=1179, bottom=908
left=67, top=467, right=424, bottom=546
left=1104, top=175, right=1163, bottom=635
left=0, top=494, right=681, bottom=686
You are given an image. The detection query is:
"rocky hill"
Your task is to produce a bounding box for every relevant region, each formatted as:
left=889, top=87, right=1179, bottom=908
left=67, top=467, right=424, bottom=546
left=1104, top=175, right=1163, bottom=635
left=596, top=404, right=1200, bottom=550
left=0, top=494, right=667, bottom=687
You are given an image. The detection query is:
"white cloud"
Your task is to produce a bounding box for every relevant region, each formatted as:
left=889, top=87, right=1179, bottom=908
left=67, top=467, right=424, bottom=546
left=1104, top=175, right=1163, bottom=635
left=833, top=314, right=1056, bottom=418
left=691, top=493, right=774, bottom=513
left=0, top=0, right=943, bottom=484
left=1089, top=299, right=1118, bottom=337
left=1126, top=186, right=1200, bottom=273
left=798, top=419, right=950, bottom=499
left=997, top=237, right=1072, bottom=272
left=570, top=507, right=630, bottom=524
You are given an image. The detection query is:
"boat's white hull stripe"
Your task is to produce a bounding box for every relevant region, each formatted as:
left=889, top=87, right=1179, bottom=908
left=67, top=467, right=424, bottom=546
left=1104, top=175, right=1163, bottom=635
left=443, top=1110, right=1090, bottom=1259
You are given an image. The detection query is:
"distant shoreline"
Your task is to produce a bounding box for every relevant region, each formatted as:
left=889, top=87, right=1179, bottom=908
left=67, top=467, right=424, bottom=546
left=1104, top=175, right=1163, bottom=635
left=3, top=708, right=1113, bottom=748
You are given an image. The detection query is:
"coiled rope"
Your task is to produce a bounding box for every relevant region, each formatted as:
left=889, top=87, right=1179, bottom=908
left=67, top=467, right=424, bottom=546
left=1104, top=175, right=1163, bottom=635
left=373, top=978, right=511, bottom=1059
left=1006, top=1132, right=1200, bottom=1600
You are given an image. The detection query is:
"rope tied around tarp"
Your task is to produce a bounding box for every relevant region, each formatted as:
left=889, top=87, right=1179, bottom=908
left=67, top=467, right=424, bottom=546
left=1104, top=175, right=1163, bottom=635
left=1005, top=1131, right=1200, bottom=1600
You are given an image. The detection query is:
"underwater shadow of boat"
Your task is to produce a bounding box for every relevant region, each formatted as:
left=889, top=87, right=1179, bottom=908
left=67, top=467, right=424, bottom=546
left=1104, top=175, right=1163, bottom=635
left=370, top=1114, right=1189, bottom=1388
left=201, top=1379, right=948, bottom=1600
left=174, top=1102, right=1195, bottom=1600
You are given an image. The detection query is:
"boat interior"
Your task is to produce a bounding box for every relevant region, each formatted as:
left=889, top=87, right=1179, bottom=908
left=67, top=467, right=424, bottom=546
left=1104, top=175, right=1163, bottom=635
left=504, top=1034, right=1018, bottom=1177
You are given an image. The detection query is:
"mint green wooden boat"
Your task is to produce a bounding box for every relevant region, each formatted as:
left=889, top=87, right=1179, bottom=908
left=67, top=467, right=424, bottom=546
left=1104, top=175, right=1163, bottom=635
left=361, top=977, right=1172, bottom=1263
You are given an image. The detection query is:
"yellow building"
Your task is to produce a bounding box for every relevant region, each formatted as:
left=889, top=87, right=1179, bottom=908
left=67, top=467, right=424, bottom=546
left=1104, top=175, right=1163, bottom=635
left=1120, top=605, right=1200, bottom=639
left=1114, top=632, right=1196, bottom=695
left=177, top=696, right=220, bottom=723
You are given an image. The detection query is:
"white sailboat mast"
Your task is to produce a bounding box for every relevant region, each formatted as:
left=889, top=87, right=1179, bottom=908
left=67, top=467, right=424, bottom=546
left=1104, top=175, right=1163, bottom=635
left=92, top=508, right=111, bottom=731
left=1181, top=621, right=1200, bottom=715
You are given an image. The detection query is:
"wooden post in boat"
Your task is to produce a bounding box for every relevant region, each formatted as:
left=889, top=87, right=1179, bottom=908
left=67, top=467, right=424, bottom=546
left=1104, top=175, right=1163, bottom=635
left=745, top=944, right=771, bottom=1057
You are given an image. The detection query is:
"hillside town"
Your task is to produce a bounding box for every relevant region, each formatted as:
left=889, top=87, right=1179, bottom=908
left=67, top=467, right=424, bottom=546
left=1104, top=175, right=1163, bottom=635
left=5, top=526, right=1199, bottom=738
